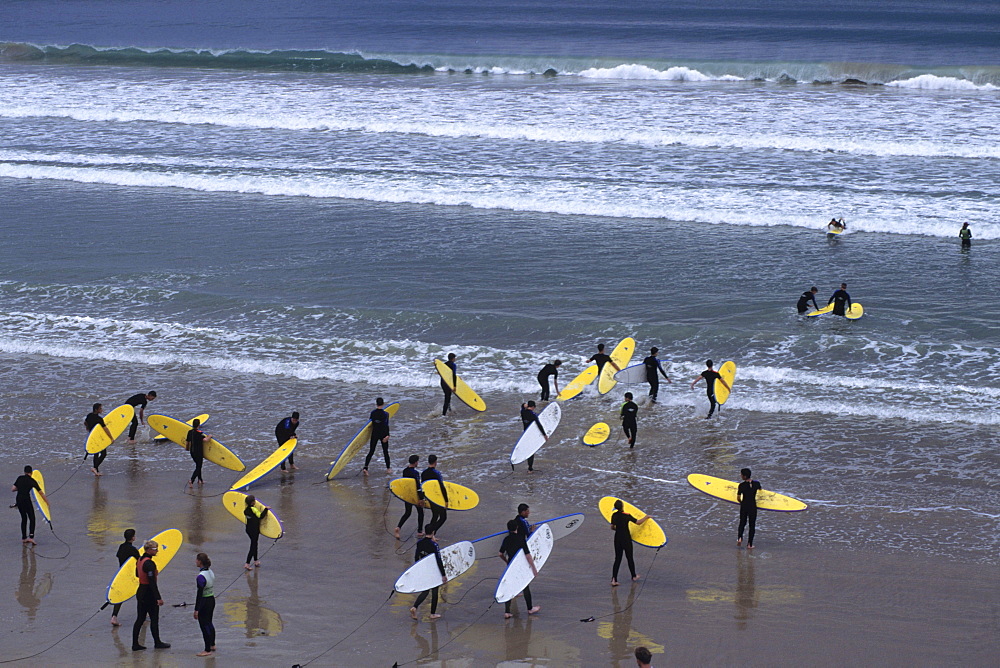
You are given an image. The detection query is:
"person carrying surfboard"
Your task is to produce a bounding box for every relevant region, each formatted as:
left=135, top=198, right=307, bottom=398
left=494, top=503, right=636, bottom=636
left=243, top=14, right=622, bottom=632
left=642, top=348, right=671, bottom=403
left=421, top=456, right=449, bottom=533
left=440, top=353, right=457, bottom=416
left=737, top=468, right=762, bottom=549
left=243, top=495, right=270, bottom=570
left=11, top=465, right=45, bottom=546
left=186, top=419, right=211, bottom=488
left=363, top=398, right=391, bottom=476
left=691, top=360, right=731, bottom=419
left=124, top=390, right=156, bottom=444
left=796, top=287, right=819, bottom=314
left=84, top=402, right=114, bottom=476
left=110, top=528, right=140, bottom=626
left=409, top=527, right=446, bottom=620
left=519, top=401, right=547, bottom=473
left=499, top=519, right=540, bottom=618
left=537, top=360, right=562, bottom=401
left=587, top=343, right=621, bottom=378
left=131, top=540, right=170, bottom=651
left=620, top=392, right=638, bottom=447
left=610, top=498, right=651, bottom=586
left=828, top=283, right=852, bottom=316
left=395, top=455, right=425, bottom=539
left=276, top=411, right=299, bottom=471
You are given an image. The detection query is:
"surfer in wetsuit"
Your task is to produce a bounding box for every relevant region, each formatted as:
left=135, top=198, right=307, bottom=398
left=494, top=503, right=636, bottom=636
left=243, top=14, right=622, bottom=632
left=276, top=411, right=299, bottom=471
left=737, top=468, right=762, bottom=549
left=395, top=455, right=425, bottom=539
left=186, top=419, right=210, bottom=487
left=193, top=552, right=216, bottom=656
left=620, top=392, right=638, bottom=448
left=11, top=465, right=45, bottom=546
left=610, top=498, right=651, bottom=586
left=691, top=359, right=730, bottom=419
left=519, top=401, right=547, bottom=473
left=440, top=353, right=457, bottom=416
left=422, top=455, right=449, bottom=533
left=537, top=360, right=561, bottom=401
left=409, top=527, right=447, bottom=620
left=587, top=343, right=621, bottom=378
left=642, top=347, right=671, bottom=403
left=243, top=495, right=270, bottom=570
left=959, top=222, right=972, bottom=247
left=132, top=540, right=170, bottom=651
left=124, top=391, right=156, bottom=444
left=827, top=218, right=846, bottom=233
left=828, top=283, right=852, bottom=316
left=796, top=287, right=819, bottom=314
left=111, top=528, right=140, bottom=626
left=363, top=398, right=391, bottom=476
left=84, top=402, right=114, bottom=476
left=499, top=518, right=540, bottom=618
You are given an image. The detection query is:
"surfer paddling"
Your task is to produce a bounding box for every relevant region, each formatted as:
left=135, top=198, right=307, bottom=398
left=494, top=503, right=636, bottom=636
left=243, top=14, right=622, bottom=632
left=84, top=402, right=114, bottom=476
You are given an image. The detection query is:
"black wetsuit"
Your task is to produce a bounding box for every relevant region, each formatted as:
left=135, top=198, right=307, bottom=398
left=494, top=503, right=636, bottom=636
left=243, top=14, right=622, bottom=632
left=363, top=407, right=390, bottom=471
left=829, top=289, right=852, bottom=316
left=796, top=291, right=819, bottom=314
left=85, top=411, right=108, bottom=471
left=700, top=369, right=723, bottom=417
left=396, top=465, right=425, bottom=533
left=440, top=360, right=457, bottom=416
left=422, top=466, right=448, bottom=532
left=124, top=393, right=149, bottom=440
left=112, top=540, right=140, bottom=618
left=132, top=553, right=165, bottom=649
left=187, top=428, right=205, bottom=484
left=643, top=356, right=668, bottom=402
left=12, top=474, right=39, bottom=541
left=737, top=479, right=762, bottom=547
left=960, top=226, right=972, bottom=247
left=244, top=504, right=269, bottom=564
left=620, top=400, right=638, bottom=447
left=520, top=405, right=546, bottom=471
left=537, top=363, right=559, bottom=401
left=195, top=568, right=216, bottom=652
left=588, top=352, right=612, bottom=376
left=499, top=531, right=533, bottom=613
left=412, top=536, right=446, bottom=614
left=275, top=416, right=298, bottom=470
left=610, top=509, right=638, bottom=581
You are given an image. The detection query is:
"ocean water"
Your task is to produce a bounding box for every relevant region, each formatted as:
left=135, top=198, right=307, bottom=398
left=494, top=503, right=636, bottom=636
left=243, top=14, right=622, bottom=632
left=1, top=0, right=999, bottom=563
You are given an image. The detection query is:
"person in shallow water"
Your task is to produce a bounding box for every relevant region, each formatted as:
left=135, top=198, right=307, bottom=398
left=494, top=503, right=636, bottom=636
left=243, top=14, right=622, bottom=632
left=796, top=286, right=819, bottom=314
left=827, top=217, right=846, bottom=232
left=828, top=283, right=852, bottom=316
left=619, top=392, right=638, bottom=448
left=363, top=397, right=391, bottom=476
left=536, top=359, right=561, bottom=401
left=642, top=347, right=671, bottom=403
left=440, top=352, right=457, bottom=416
left=959, top=222, right=972, bottom=247
left=275, top=411, right=299, bottom=471
left=737, top=468, right=762, bottom=549
left=691, top=359, right=730, bottom=419
left=587, top=342, right=621, bottom=378
left=519, top=400, right=547, bottom=473
left=124, top=391, right=156, bottom=444
left=84, top=402, right=114, bottom=476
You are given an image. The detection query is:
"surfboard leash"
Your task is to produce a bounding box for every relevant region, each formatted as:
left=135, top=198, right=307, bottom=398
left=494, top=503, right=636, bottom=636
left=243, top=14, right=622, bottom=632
left=30, top=522, right=72, bottom=560
left=0, top=606, right=103, bottom=664
left=44, top=457, right=87, bottom=497
left=578, top=546, right=661, bottom=624
left=391, top=600, right=496, bottom=668
left=291, top=590, right=396, bottom=667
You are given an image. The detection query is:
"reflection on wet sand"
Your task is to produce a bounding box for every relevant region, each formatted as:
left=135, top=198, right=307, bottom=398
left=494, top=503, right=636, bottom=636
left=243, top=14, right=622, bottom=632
left=16, top=547, right=52, bottom=621
left=223, top=570, right=284, bottom=638
left=596, top=583, right=664, bottom=659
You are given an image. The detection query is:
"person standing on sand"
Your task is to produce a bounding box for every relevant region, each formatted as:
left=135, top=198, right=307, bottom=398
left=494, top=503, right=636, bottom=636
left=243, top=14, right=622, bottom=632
left=440, top=353, right=457, bottom=416
left=620, top=392, right=638, bottom=448
left=635, top=646, right=653, bottom=667
left=587, top=343, right=621, bottom=378
left=737, top=468, right=762, bottom=549
left=11, top=465, right=45, bottom=546
left=84, top=402, right=114, bottom=476
left=275, top=411, right=299, bottom=471
left=610, top=498, right=651, bottom=586
left=421, top=455, right=449, bottom=533
left=132, top=540, right=170, bottom=651
left=642, top=347, right=671, bottom=403
left=186, top=418, right=211, bottom=488
left=111, top=528, right=140, bottom=626
left=796, top=287, right=819, bottom=314
left=124, top=391, right=156, bottom=444
left=363, top=398, right=391, bottom=476
left=537, top=359, right=561, bottom=401
left=395, top=455, right=425, bottom=539
left=499, top=519, right=540, bottom=618
left=691, top=360, right=730, bottom=419
left=519, top=400, right=547, bottom=473
left=828, top=283, right=852, bottom=316
left=243, top=495, right=270, bottom=570
left=193, top=552, right=216, bottom=657
left=959, top=222, right=972, bottom=247
left=409, top=527, right=446, bottom=621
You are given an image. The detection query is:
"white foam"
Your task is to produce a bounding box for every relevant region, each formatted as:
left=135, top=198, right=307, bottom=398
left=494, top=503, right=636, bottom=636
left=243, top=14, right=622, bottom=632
left=886, top=74, right=999, bottom=92
left=578, top=64, right=744, bottom=82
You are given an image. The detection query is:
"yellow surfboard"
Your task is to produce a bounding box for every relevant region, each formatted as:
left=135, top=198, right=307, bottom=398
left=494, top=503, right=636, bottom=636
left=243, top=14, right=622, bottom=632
left=85, top=404, right=135, bottom=454
left=598, top=338, right=635, bottom=395
left=106, top=528, right=184, bottom=604
left=845, top=302, right=864, bottom=320
left=154, top=413, right=209, bottom=442
left=805, top=303, right=834, bottom=317
left=222, top=491, right=284, bottom=539
left=31, top=470, right=51, bottom=526
left=326, top=402, right=401, bottom=480
left=148, top=414, right=246, bottom=472
left=422, top=480, right=479, bottom=511
left=598, top=496, right=666, bottom=548
left=687, top=474, right=808, bottom=512
left=557, top=364, right=598, bottom=401
left=230, top=438, right=297, bottom=490
left=434, top=359, right=486, bottom=412
left=715, top=361, right=737, bottom=405
left=389, top=477, right=423, bottom=505
left=582, top=422, right=610, bottom=446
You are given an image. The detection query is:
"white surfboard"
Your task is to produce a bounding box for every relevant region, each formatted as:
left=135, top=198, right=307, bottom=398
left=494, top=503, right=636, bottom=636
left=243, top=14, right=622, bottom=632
left=510, top=402, right=561, bottom=465
left=472, top=512, right=585, bottom=546
left=394, top=541, right=476, bottom=594
left=613, top=362, right=648, bottom=384
left=495, top=523, right=553, bottom=603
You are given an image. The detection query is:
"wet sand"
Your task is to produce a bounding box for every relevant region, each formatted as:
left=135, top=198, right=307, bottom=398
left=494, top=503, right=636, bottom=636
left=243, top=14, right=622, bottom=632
left=3, top=437, right=998, bottom=667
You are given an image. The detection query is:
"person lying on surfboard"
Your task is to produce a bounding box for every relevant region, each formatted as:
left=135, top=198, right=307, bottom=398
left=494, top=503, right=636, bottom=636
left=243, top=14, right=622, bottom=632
left=827, top=217, right=846, bottom=231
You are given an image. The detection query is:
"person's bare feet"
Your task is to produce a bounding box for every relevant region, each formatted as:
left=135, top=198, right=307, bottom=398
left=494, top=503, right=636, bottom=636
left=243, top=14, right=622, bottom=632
left=747, top=544, right=754, bottom=549
left=111, top=616, right=120, bottom=626
left=503, top=612, right=513, bottom=619
left=393, top=527, right=401, bottom=539
left=196, top=651, right=214, bottom=657
left=610, top=579, right=619, bottom=586
left=244, top=563, right=252, bottom=571
left=429, top=613, right=441, bottom=619
left=127, top=439, right=137, bottom=445
left=409, top=607, right=418, bottom=620
left=362, top=468, right=369, bottom=476
left=385, top=468, right=392, bottom=476
left=254, top=560, right=261, bottom=567
left=291, top=464, right=298, bottom=470
left=527, top=606, right=540, bottom=614
left=632, top=575, right=641, bottom=582
left=26, top=537, right=36, bottom=545
left=736, top=538, right=742, bottom=547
